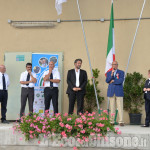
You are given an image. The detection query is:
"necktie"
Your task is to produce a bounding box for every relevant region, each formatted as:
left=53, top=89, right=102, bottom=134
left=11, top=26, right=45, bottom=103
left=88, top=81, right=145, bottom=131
left=26, top=73, right=30, bottom=86
left=2, top=74, right=6, bottom=90
left=50, top=73, right=53, bottom=87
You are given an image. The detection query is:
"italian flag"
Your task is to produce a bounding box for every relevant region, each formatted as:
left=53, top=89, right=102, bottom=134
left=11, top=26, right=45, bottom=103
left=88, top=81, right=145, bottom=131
left=105, top=0, right=115, bottom=75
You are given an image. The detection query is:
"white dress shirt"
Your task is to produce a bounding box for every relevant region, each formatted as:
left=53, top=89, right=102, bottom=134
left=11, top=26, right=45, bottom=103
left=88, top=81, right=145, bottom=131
left=114, top=69, right=117, bottom=77
left=43, top=68, right=61, bottom=87
left=75, top=69, right=80, bottom=87
left=0, top=72, right=10, bottom=90
left=20, top=71, right=36, bottom=88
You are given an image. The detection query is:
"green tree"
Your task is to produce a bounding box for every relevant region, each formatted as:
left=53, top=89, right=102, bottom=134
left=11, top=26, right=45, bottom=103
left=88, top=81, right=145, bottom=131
left=123, top=72, right=146, bottom=114
left=84, top=68, right=104, bottom=113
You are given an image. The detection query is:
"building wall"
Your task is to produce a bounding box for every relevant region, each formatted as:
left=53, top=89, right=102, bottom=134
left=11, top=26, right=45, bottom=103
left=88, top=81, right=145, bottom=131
left=0, top=0, right=150, bottom=123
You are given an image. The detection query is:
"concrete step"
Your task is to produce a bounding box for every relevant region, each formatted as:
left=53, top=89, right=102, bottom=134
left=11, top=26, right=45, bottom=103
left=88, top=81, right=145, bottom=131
left=0, top=123, right=149, bottom=150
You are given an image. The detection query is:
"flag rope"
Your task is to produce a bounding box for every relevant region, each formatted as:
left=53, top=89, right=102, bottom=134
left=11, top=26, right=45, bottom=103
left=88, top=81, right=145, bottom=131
left=76, top=0, right=101, bottom=114
left=124, top=0, right=147, bottom=80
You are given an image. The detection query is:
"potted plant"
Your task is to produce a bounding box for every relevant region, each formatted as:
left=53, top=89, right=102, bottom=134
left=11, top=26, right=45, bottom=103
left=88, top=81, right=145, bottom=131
left=84, top=68, right=104, bottom=113
left=123, top=72, right=146, bottom=125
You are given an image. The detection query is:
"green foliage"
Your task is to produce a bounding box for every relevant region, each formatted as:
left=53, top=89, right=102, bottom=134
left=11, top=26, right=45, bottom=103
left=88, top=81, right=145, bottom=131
left=84, top=69, right=104, bottom=113
left=123, top=72, right=146, bottom=114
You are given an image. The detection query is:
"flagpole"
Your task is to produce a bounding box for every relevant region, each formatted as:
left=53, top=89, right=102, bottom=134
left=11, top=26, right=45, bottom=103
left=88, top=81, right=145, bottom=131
left=76, top=0, right=101, bottom=114
left=124, top=0, right=146, bottom=79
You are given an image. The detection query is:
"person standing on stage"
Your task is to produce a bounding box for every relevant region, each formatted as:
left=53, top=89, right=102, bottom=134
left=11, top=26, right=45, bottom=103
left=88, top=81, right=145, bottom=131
left=20, top=63, right=37, bottom=118
left=0, top=65, right=10, bottom=124
left=142, top=70, right=150, bottom=127
left=66, top=59, right=87, bottom=115
left=106, top=61, right=125, bottom=126
left=43, top=61, right=61, bottom=114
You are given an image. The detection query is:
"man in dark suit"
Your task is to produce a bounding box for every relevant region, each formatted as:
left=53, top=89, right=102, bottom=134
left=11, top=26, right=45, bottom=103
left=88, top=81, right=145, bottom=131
left=106, top=61, right=125, bottom=126
left=142, top=70, right=150, bottom=127
left=67, top=59, right=87, bottom=115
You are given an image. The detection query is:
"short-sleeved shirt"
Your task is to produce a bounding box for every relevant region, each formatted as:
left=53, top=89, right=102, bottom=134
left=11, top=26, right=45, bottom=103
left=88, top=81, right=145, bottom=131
left=43, top=68, right=61, bottom=87
left=0, top=72, right=10, bottom=90
left=20, top=71, right=36, bottom=88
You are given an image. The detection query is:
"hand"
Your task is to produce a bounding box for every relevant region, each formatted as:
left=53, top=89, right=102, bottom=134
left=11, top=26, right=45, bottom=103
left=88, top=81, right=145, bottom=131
left=49, top=68, right=52, bottom=74
left=77, top=88, right=81, bottom=91
left=144, top=88, right=147, bottom=91
left=147, top=88, right=150, bottom=91
left=111, top=69, right=115, bottom=76
left=29, top=80, right=33, bottom=83
left=109, top=80, right=114, bottom=84
left=28, top=70, right=32, bottom=74
left=73, top=88, right=78, bottom=91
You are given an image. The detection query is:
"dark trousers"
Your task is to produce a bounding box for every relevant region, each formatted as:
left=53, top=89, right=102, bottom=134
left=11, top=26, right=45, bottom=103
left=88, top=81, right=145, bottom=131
left=145, top=99, right=150, bottom=126
left=20, top=87, right=34, bottom=118
left=0, top=90, right=8, bottom=121
left=44, top=87, right=58, bottom=114
left=68, top=91, right=85, bottom=115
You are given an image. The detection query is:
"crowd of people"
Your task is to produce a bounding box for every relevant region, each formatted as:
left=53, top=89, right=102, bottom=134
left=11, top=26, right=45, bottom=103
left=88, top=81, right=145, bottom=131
left=0, top=59, right=149, bottom=127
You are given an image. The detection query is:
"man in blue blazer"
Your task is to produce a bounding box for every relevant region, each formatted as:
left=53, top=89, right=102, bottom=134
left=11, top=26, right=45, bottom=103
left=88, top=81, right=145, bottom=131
left=106, top=61, right=125, bottom=126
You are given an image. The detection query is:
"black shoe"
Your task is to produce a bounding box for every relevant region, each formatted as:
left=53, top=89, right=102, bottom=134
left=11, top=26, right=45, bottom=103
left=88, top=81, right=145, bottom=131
left=2, top=120, right=9, bottom=124
left=141, top=125, right=149, bottom=127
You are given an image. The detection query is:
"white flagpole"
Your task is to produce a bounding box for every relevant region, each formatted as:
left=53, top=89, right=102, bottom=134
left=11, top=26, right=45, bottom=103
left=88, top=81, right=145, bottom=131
left=76, top=0, right=100, bottom=113
left=124, top=0, right=146, bottom=79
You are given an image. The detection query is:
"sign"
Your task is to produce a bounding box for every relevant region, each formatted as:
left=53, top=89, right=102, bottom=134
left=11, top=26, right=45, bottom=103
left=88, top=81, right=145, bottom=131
left=32, top=53, right=59, bottom=115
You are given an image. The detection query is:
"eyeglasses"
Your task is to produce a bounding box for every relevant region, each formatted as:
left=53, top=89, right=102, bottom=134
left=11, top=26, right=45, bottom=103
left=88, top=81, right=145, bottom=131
left=112, top=64, right=118, bottom=65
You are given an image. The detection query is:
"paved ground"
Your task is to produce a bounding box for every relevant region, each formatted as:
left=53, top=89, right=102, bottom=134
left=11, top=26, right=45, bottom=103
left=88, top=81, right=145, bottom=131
left=0, top=123, right=149, bottom=150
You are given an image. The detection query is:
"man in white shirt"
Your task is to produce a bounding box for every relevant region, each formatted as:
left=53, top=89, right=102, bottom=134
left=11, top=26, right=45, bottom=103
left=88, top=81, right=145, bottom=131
left=20, top=63, right=37, bottom=118
left=66, top=59, right=87, bottom=115
left=43, top=61, right=61, bottom=114
left=0, top=65, right=10, bottom=123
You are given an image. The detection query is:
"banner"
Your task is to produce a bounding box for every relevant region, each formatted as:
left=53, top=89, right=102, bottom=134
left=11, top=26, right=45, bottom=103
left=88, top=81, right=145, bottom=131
left=32, top=53, right=59, bottom=115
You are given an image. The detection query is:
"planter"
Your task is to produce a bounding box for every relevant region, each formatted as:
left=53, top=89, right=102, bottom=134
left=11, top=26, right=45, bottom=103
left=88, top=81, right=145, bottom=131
left=129, top=113, right=142, bottom=125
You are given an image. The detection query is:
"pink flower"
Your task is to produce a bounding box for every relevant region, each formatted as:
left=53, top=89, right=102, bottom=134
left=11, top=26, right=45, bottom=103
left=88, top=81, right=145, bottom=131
left=96, top=123, right=104, bottom=127
left=29, top=130, right=34, bottom=134
left=30, top=134, right=33, bottom=139
left=45, top=110, right=49, bottom=113
left=85, top=138, right=89, bottom=142
left=19, top=137, right=23, bottom=141
left=90, top=132, right=95, bottom=136
left=65, top=124, right=72, bottom=130
left=38, top=141, right=40, bottom=144
left=117, top=131, right=121, bottom=134
left=59, top=122, right=64, bottom=127
left=92, top=112, right=96, bottom=115
left=73, top=146, right=78, bottom=150
left=80, top=130, right=85, bottom=134
left=88, top=122, right=92, bottom=125
left=76, top=118, right=83, bottom=124
left=103, top=110, right=108, bottom=114
left=81, top=115, right=86, bottom=121
left=115, top=127, right=119, bottom=131
left=61, top=131, right=67, bottom=137
left=78, top=124, right=83, bottom=129
left=97, top=133, right=102, bottom=137
left=107, top=127, right=110, bottom=131
left=111, top=113, right=115, bottom=117
left=67, top=118, right=72, bottom=121
left=63, top=113, right=68, bottom=117
left=50, top=118, right=56, bottom=121
left=104, top=136, right=108, bottom=142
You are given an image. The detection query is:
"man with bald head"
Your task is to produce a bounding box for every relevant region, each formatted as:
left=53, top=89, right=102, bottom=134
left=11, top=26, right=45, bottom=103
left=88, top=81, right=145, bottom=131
left=106, top=61, right=125, bottom=126
left=0, top=65, right=10, bottom=123
left=43, top=61, right=61, bottom=114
